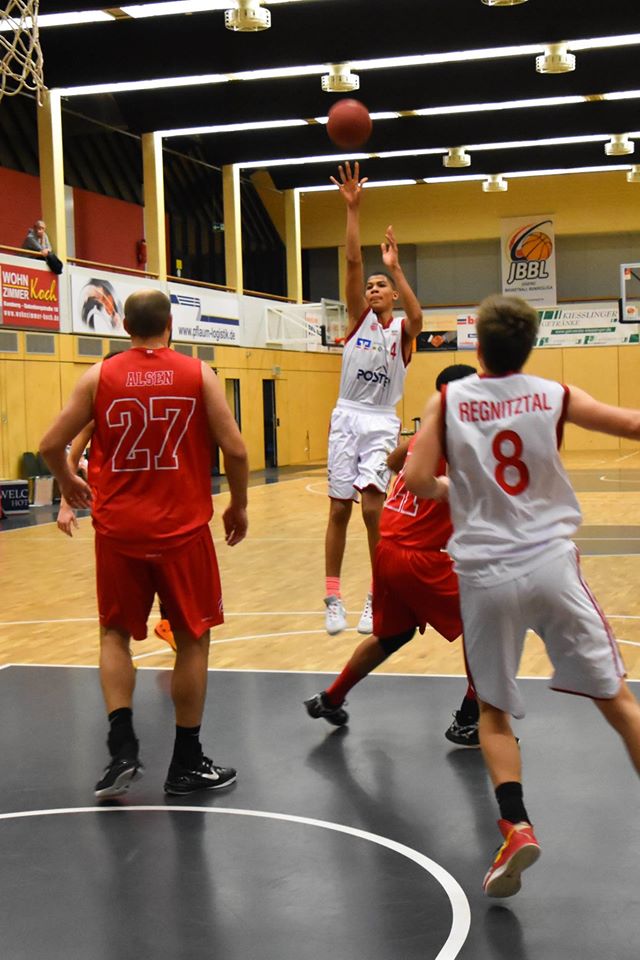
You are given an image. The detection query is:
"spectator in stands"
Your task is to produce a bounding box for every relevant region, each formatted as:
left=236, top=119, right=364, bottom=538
left=23, top=220, right=51, bottom=256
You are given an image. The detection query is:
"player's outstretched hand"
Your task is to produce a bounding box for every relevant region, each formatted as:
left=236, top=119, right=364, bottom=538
left=60, top=474, right=92, bottom=510
left=223, top=503, right=248, bottom=546
left=381, top=225, right=399, bottom=271
left=57, top=502, right=79, bottom=537
left=330, top=160, right=368, bottom=208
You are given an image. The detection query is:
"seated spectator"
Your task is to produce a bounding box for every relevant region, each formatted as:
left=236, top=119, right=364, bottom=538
left=23, top=220, right=51, bottom=255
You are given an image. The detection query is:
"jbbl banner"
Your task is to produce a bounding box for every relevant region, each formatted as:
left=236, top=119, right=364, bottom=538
left=501, top=215, right=557, bottom=308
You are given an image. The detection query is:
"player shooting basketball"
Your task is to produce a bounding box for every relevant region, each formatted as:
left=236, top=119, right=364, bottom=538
left=323, top=161, right=423, bottom=636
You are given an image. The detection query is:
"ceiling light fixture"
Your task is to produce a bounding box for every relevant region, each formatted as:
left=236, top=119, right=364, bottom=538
left=321, top=63, right=359, bottom=92
left=481, top=0, right=528, bottom=5
left=536, top=42, right=576, bottom=74
left=482, top=175, right=508, bottom=192
left=443, top=147, right=471, bottom=168
left=605, top=134, right=635, bottom=156
left=627, top=165, right=640, bottom=182
left=225, top=0, right=270, bottom=30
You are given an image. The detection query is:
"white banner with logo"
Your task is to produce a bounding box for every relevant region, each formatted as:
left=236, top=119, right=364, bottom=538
left=70, top=266, right=163, bottom=336
left=168, top=282, right=241, bottom=345
left=457, top=302, right=639, bottom=349
left=536, top=304, right=639, bottom=346
left=501, top=215, right=557, bottom=307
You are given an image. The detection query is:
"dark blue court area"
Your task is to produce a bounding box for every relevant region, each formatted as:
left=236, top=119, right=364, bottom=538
left=0, top=666, right=638, bottom=959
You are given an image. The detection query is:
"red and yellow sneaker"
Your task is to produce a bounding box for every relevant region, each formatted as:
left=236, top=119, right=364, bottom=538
left=482, top=819, right=541, bottom=898
left=154, top=619, right=176, bottom=652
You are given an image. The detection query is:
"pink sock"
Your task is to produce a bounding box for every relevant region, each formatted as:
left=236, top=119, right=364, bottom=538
left=326, top=576, right=341, bottom=598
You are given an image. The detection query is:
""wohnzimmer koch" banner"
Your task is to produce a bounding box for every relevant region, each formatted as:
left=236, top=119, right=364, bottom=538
left=0, top=259, right=60, bottom=330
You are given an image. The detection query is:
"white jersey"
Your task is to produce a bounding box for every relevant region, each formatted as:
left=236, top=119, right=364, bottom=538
left=338, top=309, right=408, bottom=407
left=443, top=372, right=582, bottom=584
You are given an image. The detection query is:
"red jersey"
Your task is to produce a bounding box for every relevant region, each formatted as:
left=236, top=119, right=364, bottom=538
left=380, top=435, right=452, bottom=550
left=89, top=348, right=214, bottom=553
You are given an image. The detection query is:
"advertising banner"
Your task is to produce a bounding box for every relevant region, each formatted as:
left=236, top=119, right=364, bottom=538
left=456, top=314, right=477, bottom=351
left=168, top=282, right=241, bottom=345
left=536, top=304, right=639, bottom=346
left=416, top=330, right=458, bottom=352
left=70, top=266, right=163, bottom=336
left=458, top=302, right=638, bottom=349
left=0, top=259, right=60, bottom=330
left=501, top=215, right=557, bottom=307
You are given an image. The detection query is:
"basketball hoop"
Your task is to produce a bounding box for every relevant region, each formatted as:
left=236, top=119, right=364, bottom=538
left=0, top=0, right=45, bottom=104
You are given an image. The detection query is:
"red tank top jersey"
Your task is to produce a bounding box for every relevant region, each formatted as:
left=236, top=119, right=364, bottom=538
left=89, top=348, right=213, bottom=552
left=380, top=436, right=452, bottom=550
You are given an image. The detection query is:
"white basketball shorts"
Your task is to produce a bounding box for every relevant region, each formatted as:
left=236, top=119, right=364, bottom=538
left=327, top=399, right=400, bottom=501
left=459, top=545, right=625, bottom=719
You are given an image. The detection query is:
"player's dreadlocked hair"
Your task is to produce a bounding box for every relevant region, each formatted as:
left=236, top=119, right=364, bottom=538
left=476, top=294, right=539, bottom=375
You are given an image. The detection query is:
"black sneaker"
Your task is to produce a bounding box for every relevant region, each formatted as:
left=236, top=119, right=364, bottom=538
left=304, top=692, right=349, bottom=727
left=444, top=712, right=480, bottom=748
left=164, top=755, right=237, bottom=795
left=95, top=756, right=144, bottom=798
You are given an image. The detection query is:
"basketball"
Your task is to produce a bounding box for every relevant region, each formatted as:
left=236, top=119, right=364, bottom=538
left=327, top=99, right=372, bottom=150
left=517, top=232, right=553, bottom=261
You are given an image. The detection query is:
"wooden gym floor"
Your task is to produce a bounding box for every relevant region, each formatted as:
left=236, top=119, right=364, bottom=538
left=1, top=449, right=640, bottom=960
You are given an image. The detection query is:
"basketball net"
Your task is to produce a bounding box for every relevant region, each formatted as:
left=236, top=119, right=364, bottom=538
left=0, top=0, right=45, bottom=104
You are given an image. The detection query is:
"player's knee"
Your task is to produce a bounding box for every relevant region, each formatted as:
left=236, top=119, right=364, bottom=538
left=329, top=499, right=352, bottom=526
left=378, top=628, right=416, bottom=655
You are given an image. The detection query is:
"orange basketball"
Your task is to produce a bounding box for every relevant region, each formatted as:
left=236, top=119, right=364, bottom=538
left=327, top=99, right=372, bottom=150
left=517, top=232, right=553, bottom=261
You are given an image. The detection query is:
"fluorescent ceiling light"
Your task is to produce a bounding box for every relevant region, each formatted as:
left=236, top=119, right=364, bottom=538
left=602, top=89, right=640, bottom=101
left=0, top=10, right=114, bottom=31
left=314, top=111, right=400, bottom=124
left=241, top=151, right=369, bottom=169
left=422, top=164, right=631, bottom=184
left=570, top=34, right=640, bottom=51
left=414, top=94, right=586, bottom=116
left=120, top=0, right=305, bottom=16
left=161, top=118, right=308, bottom=137
left=56, top=32, right=640, bottom=97
left=301, top=179, right=418, bottom=193
left=239, top=133, right=640, bottom=170
left=58, top=73, right=229, bottom=96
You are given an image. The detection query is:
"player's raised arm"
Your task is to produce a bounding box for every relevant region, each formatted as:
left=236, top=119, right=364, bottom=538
left=381, top=225, right=423, bottom=348
left=200, top=362, right=249, bottom=546
left=566, top=385, right=640, bottom=439
left=40, top=365, right=100, bottom=509
left=404, top=391, right=448, bottom=501
left=330, top=161, right=368, bottom=332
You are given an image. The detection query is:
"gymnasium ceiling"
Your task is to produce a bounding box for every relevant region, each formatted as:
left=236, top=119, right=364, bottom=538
left=33, top=0, right=640, bottom=191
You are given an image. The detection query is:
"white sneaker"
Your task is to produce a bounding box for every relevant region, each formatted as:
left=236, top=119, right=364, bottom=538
left=324, top=595, right=347, bottom=635
left=357, top=593, right=373, bottom=634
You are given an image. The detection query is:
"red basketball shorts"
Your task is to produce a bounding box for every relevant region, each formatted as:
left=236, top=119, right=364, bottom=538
left=372, top=539, right=463, bottom=642
left=95, top=525, right=224, bottom=641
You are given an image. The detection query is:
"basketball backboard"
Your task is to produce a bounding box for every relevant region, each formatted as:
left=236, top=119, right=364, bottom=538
left=320, top=298, right=347, bottom=347
left=619, top=262, right=640, bottom=323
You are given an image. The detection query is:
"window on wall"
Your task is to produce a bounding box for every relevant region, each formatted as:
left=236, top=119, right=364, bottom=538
left=225, top=378, right=241, bottom=430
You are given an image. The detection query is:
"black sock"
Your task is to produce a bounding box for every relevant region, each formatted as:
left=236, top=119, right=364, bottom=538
left=107, top=707, right=137, bottom=759
left=458, top=695, right=479, bottom=724
left=172, top=725, right=202, bottom=766
left=495, top=781, right=531, bottom=825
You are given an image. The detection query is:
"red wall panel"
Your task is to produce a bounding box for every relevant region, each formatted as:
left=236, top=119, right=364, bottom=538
left=0, top=168, right=43, bottom=249
left=73, top=188, right=143, bottom=270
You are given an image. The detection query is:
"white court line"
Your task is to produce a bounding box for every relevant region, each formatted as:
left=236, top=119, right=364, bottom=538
left=132, top=628, right=354, bottom=661
left=0, top=806, right=470, bottom=959
left=598, top=475, right=640, bottom=484
left=0, top=612, right=362, bottom=627
left=612, top=450, right=640, bottom=464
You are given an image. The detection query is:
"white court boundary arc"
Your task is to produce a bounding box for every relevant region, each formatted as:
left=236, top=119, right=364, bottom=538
left=0, top=805, right=471, bottom=960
